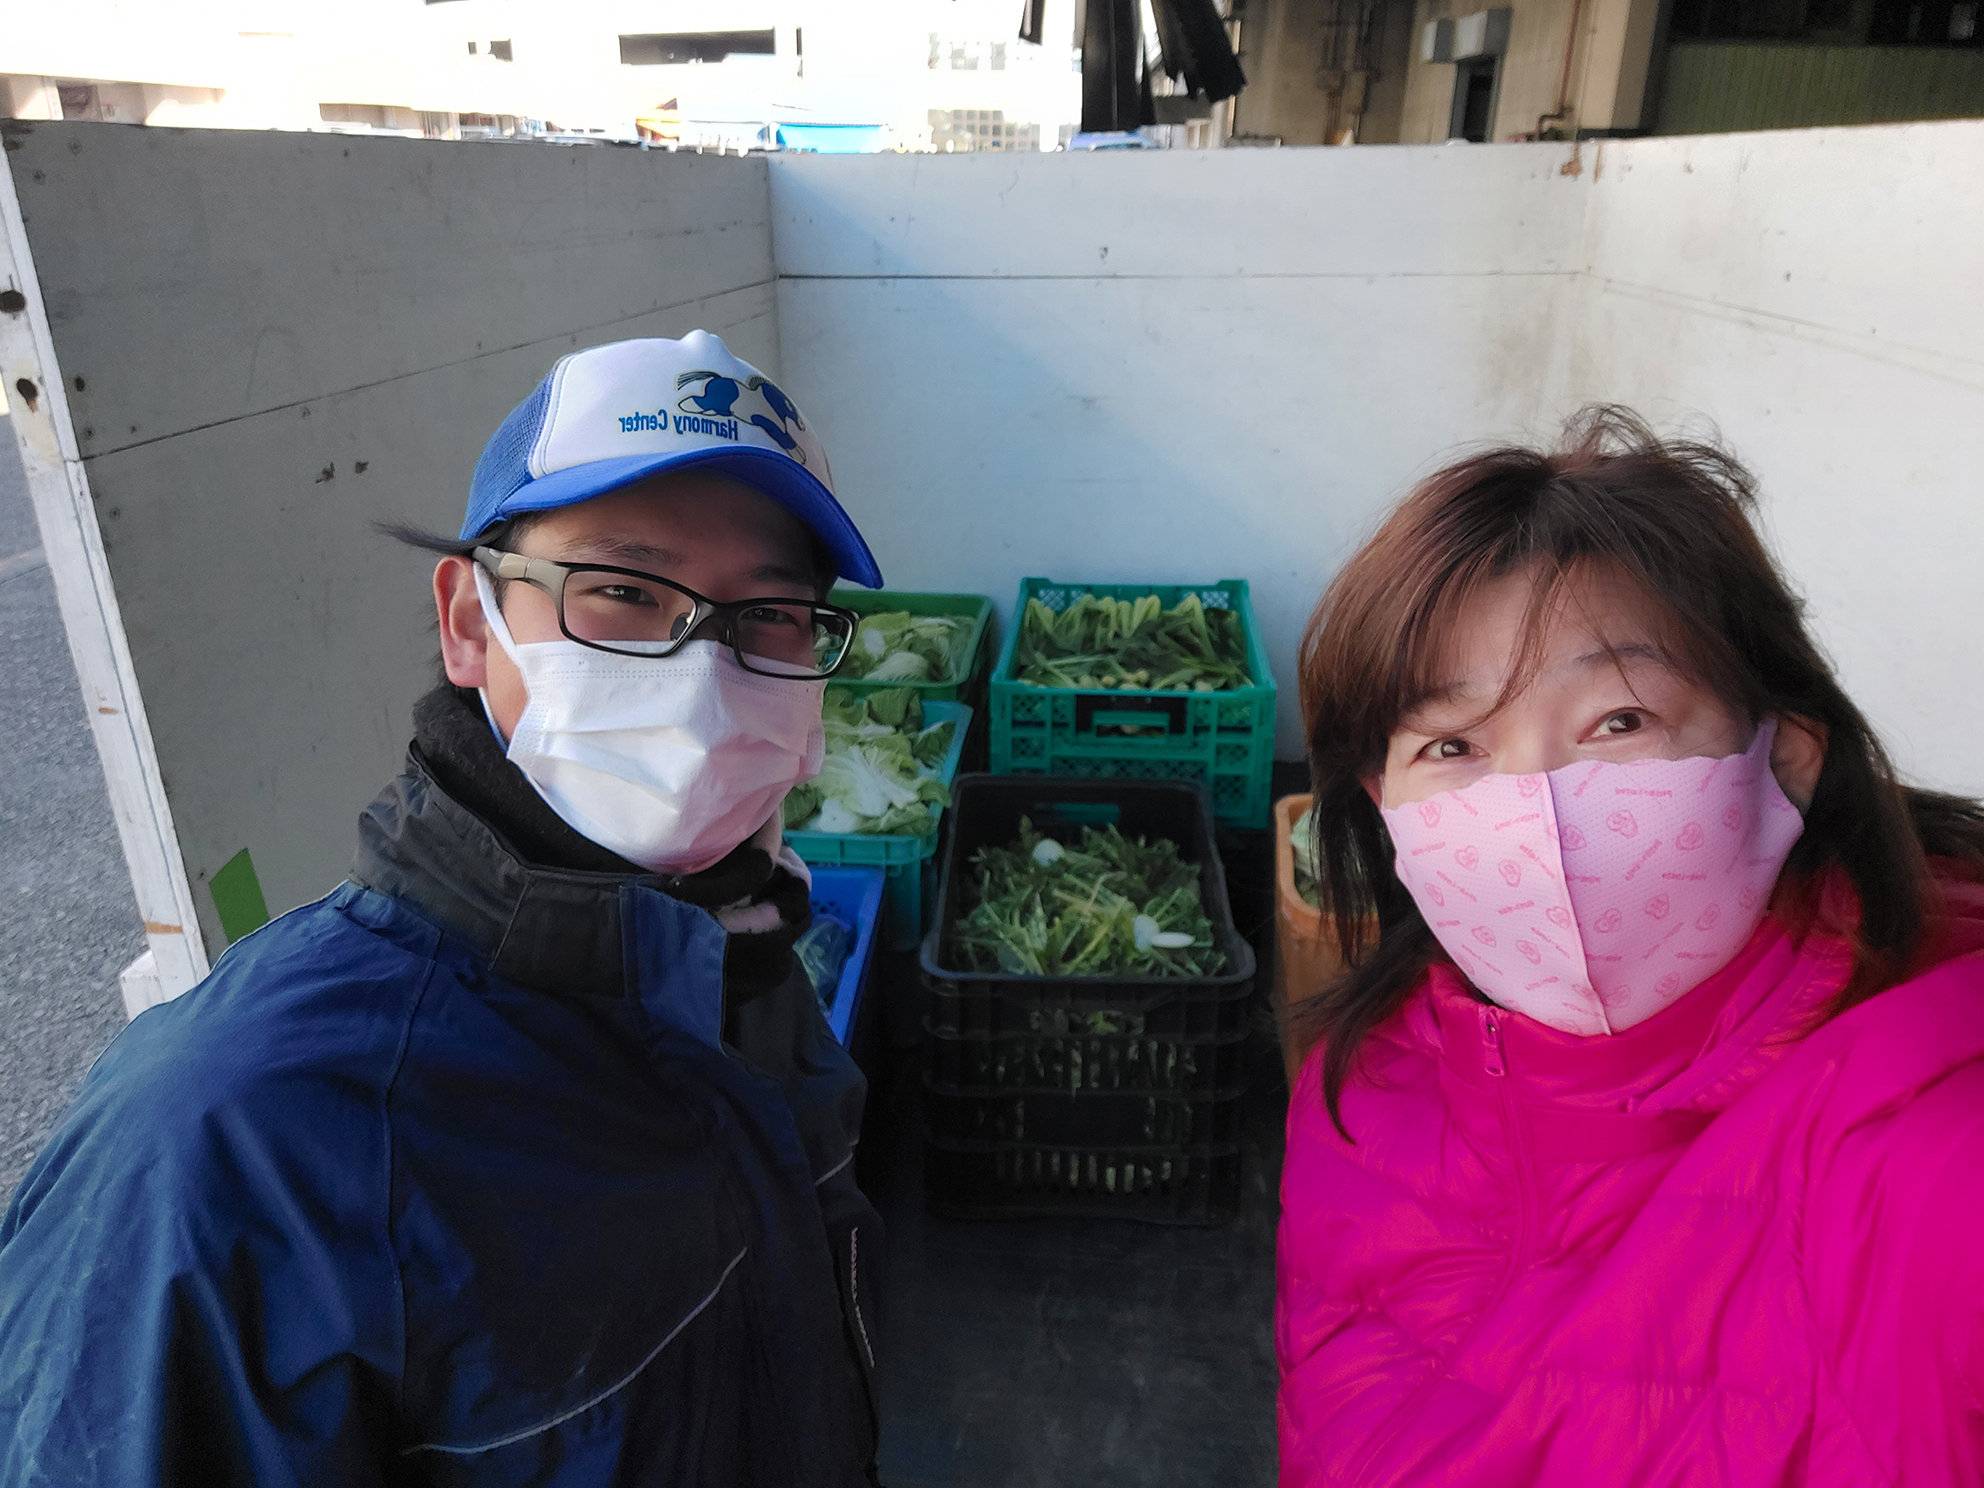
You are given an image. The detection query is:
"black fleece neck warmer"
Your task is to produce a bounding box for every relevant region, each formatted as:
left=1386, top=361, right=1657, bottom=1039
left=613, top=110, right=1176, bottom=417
left=408, top=683, right=812, bottom=998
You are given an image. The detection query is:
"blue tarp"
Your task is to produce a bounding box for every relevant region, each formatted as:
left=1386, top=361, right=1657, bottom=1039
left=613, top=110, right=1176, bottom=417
left=776, top=123, right=884, bottom=154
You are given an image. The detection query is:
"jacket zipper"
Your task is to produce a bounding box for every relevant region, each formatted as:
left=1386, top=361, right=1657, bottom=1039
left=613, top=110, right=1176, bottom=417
left=847, top=1229, right=876, bottom=1373
left=1344, top=1005, right=1538, bottom=1486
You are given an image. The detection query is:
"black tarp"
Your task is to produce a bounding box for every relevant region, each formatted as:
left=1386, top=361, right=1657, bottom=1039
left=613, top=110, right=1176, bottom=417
left=1079, top=0, right=1144, bottom=133
left=1150, top=0, right=1247, bottom=103
left=1072, top=0, right=1245, bottom=135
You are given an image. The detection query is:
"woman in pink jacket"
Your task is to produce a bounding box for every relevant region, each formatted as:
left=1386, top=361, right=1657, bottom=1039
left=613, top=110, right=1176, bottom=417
left=1276, top=408, right=1984, bottom=1486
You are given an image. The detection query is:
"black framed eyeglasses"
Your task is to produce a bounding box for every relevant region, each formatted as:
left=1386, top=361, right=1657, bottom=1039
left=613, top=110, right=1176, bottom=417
left=473, top=547, right=859, bottom=679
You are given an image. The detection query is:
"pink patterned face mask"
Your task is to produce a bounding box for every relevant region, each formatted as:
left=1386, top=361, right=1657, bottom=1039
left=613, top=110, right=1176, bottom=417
left=1380, top=720, right=1805, bottom=1035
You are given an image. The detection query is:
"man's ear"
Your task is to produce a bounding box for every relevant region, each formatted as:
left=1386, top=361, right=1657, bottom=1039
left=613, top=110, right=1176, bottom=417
left=1770, top=714, right=1828, bottom=812
left=435, top=556, right=490, bottom=689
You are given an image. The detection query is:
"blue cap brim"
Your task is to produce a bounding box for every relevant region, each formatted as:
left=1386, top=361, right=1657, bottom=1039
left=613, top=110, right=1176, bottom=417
left=472, top=446, right=884, bottom=589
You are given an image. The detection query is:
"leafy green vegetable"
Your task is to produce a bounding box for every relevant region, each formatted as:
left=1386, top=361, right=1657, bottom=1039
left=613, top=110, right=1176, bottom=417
left=950, top=817, right=1227, bottom=978
left=795, top=914, right=855, bottom=1007
left=783, top=687, right=956, bottom=836
left=911, top=724, right=953, bottom=769
left=832, top=610, right=975, bottom=684
left=1012, top=591, right=1251, bottom=693
left=1292, top=802, right=1322, bottom=909
left=865, top=687, right=914, bottom=728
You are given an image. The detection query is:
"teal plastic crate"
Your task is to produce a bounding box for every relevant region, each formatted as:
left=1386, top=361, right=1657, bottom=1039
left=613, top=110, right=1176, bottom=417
left=786, top=699, right=972, bottom=952
left=987, top=578, right=1278, bottom=830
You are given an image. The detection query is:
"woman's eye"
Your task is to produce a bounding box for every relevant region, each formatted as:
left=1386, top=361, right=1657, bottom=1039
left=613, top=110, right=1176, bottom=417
left=1429, top=738, right=1471, bottom=761
left=1599, top=711, right=1646, bottom=735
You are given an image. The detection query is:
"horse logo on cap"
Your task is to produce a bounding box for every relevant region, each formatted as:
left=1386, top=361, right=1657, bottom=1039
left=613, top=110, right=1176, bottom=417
left=675, top=370, right=808, bottom=465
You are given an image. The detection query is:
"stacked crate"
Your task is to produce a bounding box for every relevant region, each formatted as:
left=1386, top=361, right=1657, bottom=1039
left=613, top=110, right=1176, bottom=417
left=785, top=589, right=996, bottom=951
left=918, top=777, right=1256, bottom=1224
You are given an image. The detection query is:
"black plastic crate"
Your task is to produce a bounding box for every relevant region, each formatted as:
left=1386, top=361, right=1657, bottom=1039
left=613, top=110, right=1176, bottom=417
left=919, top=776, right=1257, bottom=1223
left=925, top=977, right=1255, bottom=1044
left=922, top=1006, right=1252, bottom=1092
left=923, top=1135, right=1244, bottom=1224
left=922, top=776, right=1259, bottom=1005
left=923, top=1083, right=1244, bottom=1149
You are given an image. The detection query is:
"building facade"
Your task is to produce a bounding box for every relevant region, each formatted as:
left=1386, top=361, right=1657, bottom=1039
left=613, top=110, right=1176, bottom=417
left=1230, top=0, right=1981, bottom=143
left=1, top=0, right=1084, bottom=152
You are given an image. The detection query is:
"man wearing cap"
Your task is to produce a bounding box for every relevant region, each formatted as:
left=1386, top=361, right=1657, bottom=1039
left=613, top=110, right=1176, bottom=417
left=0, top=334, right=889, bottom=1486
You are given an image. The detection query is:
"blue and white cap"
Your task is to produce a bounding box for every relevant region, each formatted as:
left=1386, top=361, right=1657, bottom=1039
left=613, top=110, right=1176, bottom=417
left=461, top=330, right=883, bottom=587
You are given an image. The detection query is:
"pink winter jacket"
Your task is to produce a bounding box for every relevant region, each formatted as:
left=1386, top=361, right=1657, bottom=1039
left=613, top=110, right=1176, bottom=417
left=1276, top=882, right=1984, bottom=1486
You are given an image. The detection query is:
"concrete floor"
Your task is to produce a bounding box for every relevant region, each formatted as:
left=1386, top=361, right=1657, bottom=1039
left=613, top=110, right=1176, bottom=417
left=863, top=1044, right=1286, bottom=1488
left=0, top=416, right=143, bottom=1200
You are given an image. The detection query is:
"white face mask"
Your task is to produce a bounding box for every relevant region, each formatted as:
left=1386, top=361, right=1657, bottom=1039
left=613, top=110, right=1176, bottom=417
left=474, top=568, right=825, bottom=876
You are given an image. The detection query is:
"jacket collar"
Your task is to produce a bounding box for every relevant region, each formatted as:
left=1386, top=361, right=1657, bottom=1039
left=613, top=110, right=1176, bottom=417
left=353, top=684, right=811, bottom=1015
left=351, top=753, right=759, bottom=1057
left=1385, top=868, right=1984, bottom=1162
left=1422, top=916, right=1855, bottom=1158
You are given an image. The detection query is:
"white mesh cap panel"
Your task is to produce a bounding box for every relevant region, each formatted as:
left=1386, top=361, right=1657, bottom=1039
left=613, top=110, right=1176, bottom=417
left=527, top=331, right=831, bottom=488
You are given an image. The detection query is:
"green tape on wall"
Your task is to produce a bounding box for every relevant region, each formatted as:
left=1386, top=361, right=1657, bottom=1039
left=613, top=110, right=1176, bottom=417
left=211, top=848, right=271, bottom=944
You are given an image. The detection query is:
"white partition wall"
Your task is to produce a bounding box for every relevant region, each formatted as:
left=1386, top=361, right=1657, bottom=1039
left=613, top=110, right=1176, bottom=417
left=1569, top=123, right=1984, bottom=800
left=767, top=145, right=1593, bottom=763
left=5, top=118, right=1981, bottom=998
left=1, top=122, right=777, bottom=994
left=768, top=123, right=1984, bottom=792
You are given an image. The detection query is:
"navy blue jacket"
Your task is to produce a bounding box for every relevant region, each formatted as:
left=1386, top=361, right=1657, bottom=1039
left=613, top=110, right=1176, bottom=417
left=0, top=758, right=882, bottom=1485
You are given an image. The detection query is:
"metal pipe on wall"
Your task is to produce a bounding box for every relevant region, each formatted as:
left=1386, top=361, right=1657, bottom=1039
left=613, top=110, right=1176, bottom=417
left=1535, top=0, right=1588, bottom=137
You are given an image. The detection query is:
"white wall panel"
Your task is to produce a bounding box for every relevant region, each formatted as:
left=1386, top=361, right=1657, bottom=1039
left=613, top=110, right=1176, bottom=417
left=1568, top=122, right=1984, bottom=795
left=771, top=129, right=1984, bottom=791
left=770, top=145, right=1593, bottom=760
left=772, top=146, right=1590, bottom=279
left=6, top=122, right=776, bottom=962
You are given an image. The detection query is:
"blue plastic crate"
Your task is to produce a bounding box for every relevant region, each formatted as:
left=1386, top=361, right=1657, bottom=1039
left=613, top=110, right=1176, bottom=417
left=786, top=699, right=972, bottom=952
left=807, top=865, right=886, bottom=1048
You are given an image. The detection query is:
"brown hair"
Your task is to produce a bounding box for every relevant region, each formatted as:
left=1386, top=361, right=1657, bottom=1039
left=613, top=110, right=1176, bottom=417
left=1295, top=406, right=1984, bottom=1137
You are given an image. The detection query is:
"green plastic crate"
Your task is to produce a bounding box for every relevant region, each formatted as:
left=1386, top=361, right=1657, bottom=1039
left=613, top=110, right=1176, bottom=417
left=786, top=699, right=972, bottom=952
left=827, top=588, right=996, bottom=705
left=828, top=588, right=996, bottom=769
left=987, top=578, right=1278, bottom=829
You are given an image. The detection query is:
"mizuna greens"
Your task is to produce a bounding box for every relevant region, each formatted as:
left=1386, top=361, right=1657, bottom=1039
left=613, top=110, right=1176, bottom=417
left=783, top=688, right=957, bottom=836
left=950, top=817, right=1227, bottom=978
left=830, top=610, right=976, bottom=685
left=1011, top=591, right=1251, bottom=692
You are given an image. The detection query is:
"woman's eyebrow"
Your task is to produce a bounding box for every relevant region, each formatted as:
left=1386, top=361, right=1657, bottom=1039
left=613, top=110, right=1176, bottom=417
left=1396, top=678, right=1473, bottom=722
left=1399, top=643, right=1670, bottom=724
left=1570, top=641, right=1670, bottom=673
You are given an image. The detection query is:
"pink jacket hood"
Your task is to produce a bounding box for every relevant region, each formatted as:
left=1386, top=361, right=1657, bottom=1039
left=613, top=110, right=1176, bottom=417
left=1277, top=878, right=1984, bottom=1486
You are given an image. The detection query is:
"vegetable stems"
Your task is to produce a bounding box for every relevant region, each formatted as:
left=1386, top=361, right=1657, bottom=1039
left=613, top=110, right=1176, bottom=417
left=1013, top=591, right=1251, bottom=694
left=950, top=817, right=1227, bottom=978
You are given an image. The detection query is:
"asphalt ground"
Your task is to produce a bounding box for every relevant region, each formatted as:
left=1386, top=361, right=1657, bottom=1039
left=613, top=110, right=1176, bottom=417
left=0, top=416, right=143, bottom=1199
